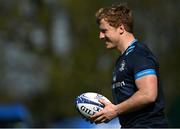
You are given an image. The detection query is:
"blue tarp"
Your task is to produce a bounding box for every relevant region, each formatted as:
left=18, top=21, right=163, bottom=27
left=0, top=104, right=29, bottom=121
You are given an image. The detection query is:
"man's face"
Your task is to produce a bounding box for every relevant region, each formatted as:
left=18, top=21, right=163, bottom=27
left=98, top=19, right=120, bottom=49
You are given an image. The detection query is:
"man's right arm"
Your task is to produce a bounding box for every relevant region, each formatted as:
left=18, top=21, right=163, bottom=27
left=115, top=74, right=157, bottom=115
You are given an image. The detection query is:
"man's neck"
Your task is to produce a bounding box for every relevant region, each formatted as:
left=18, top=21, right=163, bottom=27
left=117, top=33, right=135, bottom=54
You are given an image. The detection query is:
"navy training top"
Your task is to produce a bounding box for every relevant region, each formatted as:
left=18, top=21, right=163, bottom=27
left=112, top=39, right=168, bottom=128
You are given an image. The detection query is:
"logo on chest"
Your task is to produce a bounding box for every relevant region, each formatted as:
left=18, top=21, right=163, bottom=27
left=113, top=75, right=116, bottom=82
left=119, top=60, right=126, bottom=72
left=112, top=81, right=125, bottom=89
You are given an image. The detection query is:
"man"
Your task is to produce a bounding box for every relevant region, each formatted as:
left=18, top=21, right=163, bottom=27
left=91, top=3, right=168, bottom=128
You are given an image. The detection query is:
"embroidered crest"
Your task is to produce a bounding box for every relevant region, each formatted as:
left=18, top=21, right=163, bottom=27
left=113, top=75, right=116, bottom=82
left=119, top=60, right=126, bottom=71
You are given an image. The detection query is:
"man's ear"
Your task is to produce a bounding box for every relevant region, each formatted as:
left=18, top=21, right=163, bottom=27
left=118, top=24, right=125, bottom=35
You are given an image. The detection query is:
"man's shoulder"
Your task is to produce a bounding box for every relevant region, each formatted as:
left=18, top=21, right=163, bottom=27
left=125, top=42, right=158, bottom=67
left=129, top=42, right=154, bottom=58
left=125, top=42, right=145, bottom=59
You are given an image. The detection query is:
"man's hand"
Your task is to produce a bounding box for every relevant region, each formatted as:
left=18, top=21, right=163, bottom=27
left=90, top=99, right=118, bottom=124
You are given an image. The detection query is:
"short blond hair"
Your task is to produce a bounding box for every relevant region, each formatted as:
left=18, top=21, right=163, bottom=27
left=95, top=4, right=133, bottom=33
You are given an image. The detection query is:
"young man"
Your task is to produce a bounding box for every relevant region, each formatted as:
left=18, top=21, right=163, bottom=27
left=91, top=4, right=168, bottom=128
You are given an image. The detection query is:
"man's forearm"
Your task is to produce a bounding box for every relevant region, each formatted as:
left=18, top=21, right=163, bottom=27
left=116, top=90, right=156, bottom=115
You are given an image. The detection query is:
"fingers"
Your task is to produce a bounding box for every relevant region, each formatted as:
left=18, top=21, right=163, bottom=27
left=102, top=118, right=109, bottom=123
left=91, top=114, right=110, bottom=124
left=94, top=115, right=105, bottom=124
left=91, top=111, right=102, bottom=120
left=90, top=111, right=108, bottom=124
left=98, top=99, right=111, bottom=106
left=89, top=101, right=113, bottom=124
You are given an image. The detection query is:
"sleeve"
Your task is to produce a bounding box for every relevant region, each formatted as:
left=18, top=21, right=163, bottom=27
left=129, top=51, right=157, bottom=80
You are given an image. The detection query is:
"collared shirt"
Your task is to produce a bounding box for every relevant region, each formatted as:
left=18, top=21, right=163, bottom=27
left=112, top=39, right=168, bottom=127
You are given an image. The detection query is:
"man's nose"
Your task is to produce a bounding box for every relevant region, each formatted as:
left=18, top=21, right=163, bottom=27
left=99, top=32, right=105, bottom=39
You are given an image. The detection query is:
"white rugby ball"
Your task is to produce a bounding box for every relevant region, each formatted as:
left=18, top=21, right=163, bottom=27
left=76, top=92, right=111, bottom=119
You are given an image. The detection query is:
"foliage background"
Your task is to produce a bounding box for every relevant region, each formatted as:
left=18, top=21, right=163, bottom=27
left=0, top=0, right=179, bottom=127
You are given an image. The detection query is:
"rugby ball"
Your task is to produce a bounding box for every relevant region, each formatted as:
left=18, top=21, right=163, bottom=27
left=76, top=92, right=111, bottom=119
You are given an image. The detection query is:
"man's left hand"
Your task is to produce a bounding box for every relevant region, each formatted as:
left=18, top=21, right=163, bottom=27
left=90, top=99, right=118, bottom=124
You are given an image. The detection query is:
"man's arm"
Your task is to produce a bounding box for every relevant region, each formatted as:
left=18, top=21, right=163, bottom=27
left=91, top=75, right=157, bottom=124
left=116, top=74, right=157, bottom=115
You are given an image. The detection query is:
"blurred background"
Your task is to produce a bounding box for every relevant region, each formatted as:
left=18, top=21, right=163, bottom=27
left=0, top=0, right=179, bottom=127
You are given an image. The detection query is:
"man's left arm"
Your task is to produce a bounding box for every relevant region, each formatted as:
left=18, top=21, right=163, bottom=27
left=91, top=74, right=157, bottom=124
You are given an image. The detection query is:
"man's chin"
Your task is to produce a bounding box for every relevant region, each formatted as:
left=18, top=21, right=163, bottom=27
left=106, top=44, right=116, bottom=49
left=106, top=46, right=116, bottom=49
left=106, top=42, right=114, bottom=49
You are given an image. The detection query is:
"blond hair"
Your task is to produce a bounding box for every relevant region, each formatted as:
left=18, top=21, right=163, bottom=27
left=95, top=4, right=133, bottom=33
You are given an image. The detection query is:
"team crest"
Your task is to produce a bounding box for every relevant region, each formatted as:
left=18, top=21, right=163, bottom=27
left=113, top=75, right=116, bottom=82
left=119, top=60, right=126, bottom=71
